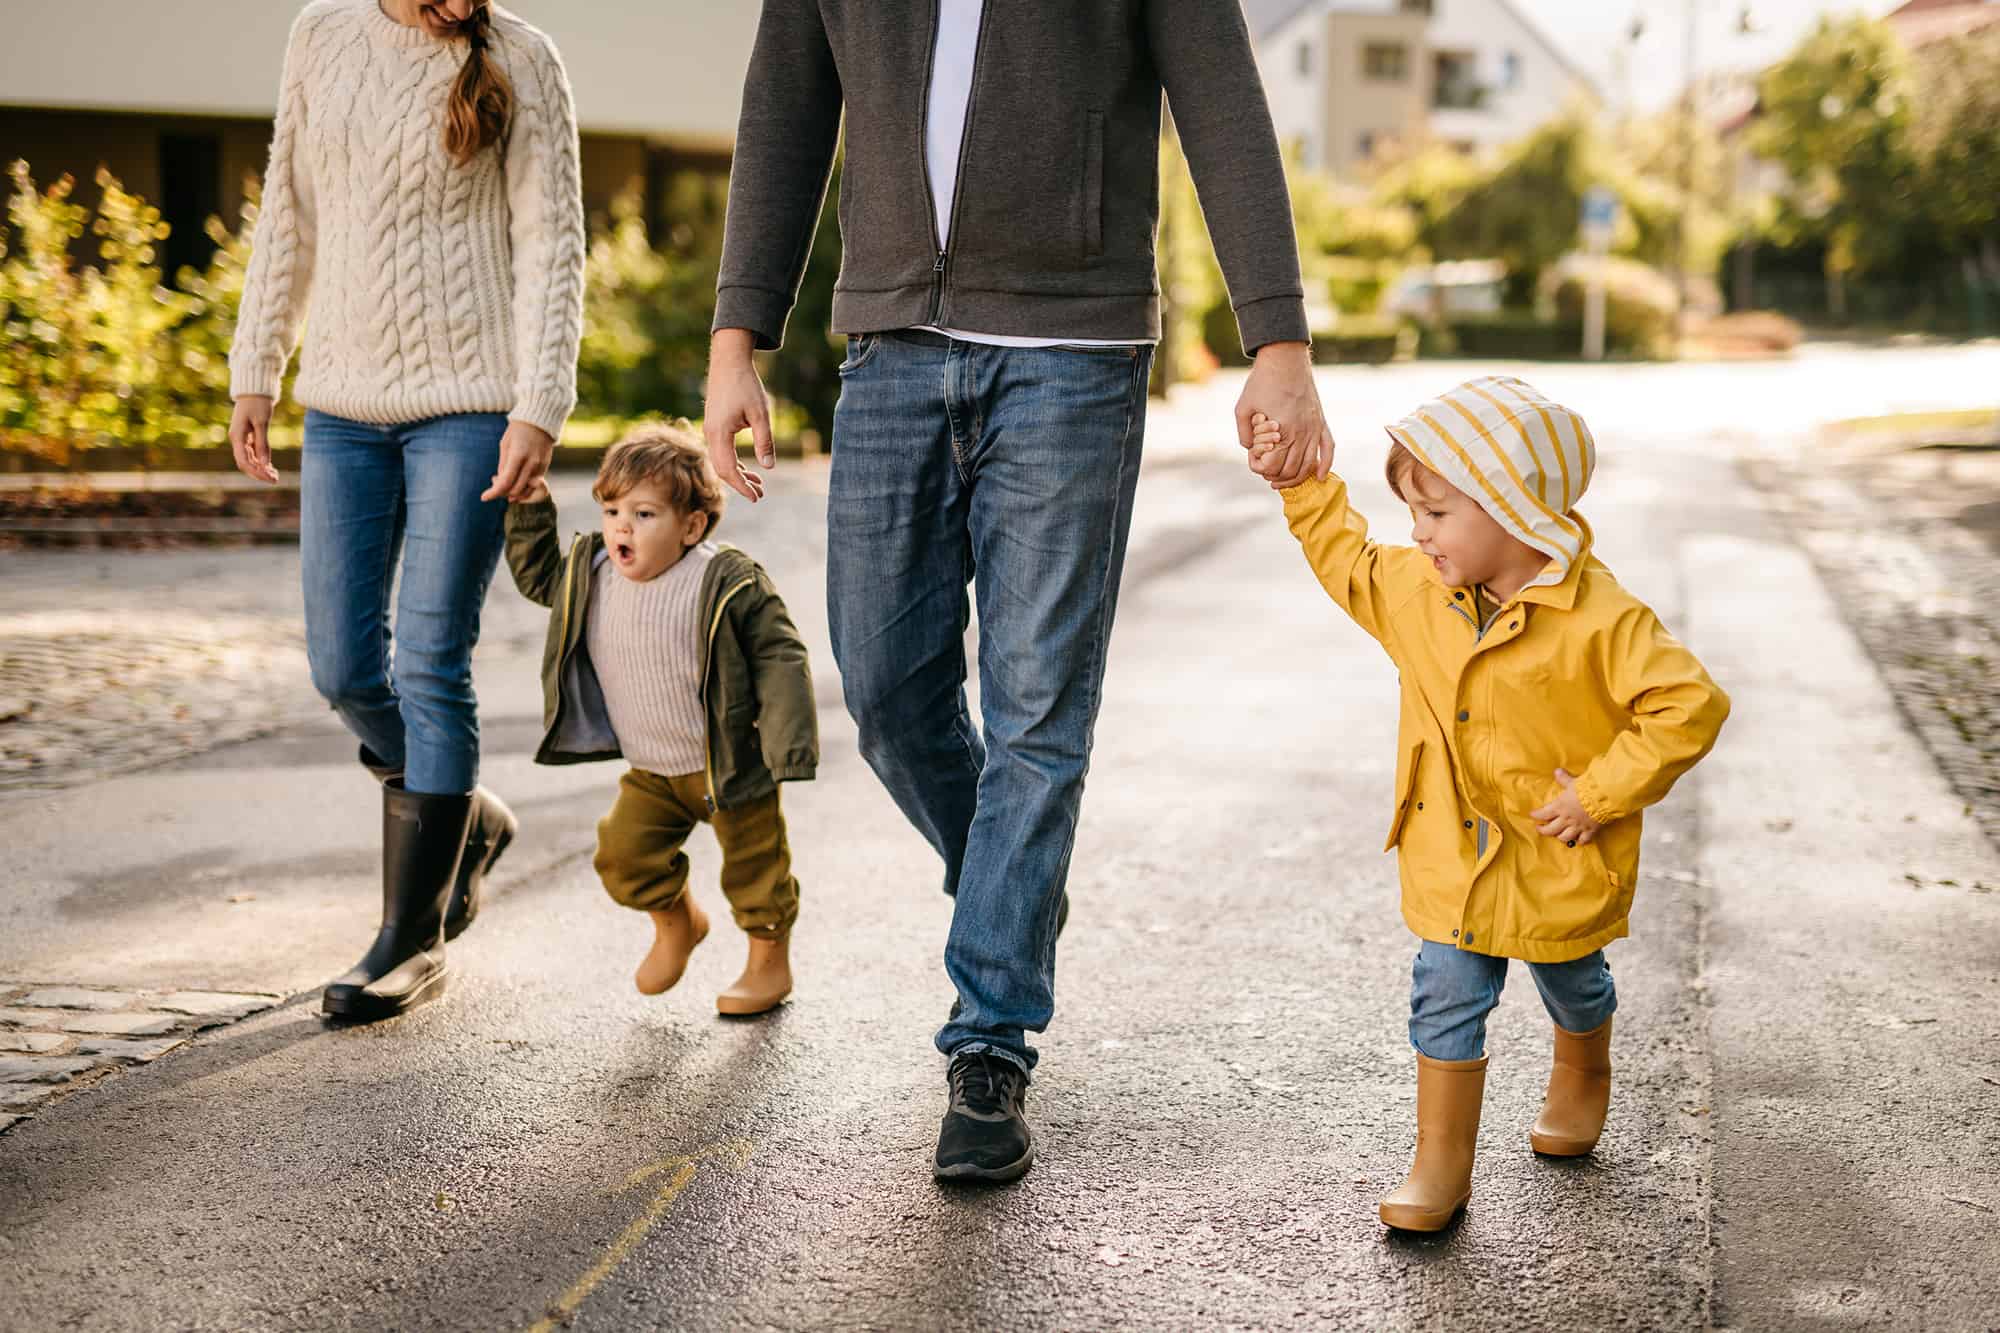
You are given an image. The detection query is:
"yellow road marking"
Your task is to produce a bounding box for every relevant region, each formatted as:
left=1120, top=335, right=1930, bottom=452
left=526, top=1139, right=753, bottom=1333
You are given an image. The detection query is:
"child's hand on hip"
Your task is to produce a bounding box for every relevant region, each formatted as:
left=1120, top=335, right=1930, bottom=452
left=1531, top=768, right=1603, bottom=846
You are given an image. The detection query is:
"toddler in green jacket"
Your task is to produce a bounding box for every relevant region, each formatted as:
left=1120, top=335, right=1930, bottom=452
left=503, top=423, right=818, bottom=1015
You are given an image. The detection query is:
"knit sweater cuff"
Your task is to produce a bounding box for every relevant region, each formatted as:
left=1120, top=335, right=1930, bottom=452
left=712, top=285, right=793, bottom=353
left=230, top=362, right=285, bottom=403
left=1233, top=295, right=1312, bottom=357
left=511, top=390, right=577, bottom=441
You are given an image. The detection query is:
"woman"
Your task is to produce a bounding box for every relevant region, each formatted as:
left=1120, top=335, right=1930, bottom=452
left=228, top=0, right=585, bottom=1022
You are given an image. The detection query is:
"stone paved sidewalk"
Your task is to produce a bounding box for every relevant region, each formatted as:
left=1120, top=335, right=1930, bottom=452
left=0, top=984, right=282, bottom=1134
left=0, top=608, right=317, bottom=801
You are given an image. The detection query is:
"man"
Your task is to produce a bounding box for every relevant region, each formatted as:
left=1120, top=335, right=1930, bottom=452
left=703, top=0, right=1333, bottom=1183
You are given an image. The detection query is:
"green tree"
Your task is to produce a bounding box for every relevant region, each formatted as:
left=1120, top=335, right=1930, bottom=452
left=1753, top=16, right=1921, bottom=311
left=1909, top=26, right=2000, bottom=285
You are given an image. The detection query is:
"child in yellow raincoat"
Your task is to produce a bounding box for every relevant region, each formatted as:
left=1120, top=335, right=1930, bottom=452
left=1249, top=376, right=1729, bottom=1233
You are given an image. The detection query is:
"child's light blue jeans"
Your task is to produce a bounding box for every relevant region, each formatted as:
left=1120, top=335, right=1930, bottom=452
left=1409, top=940, right=1617, bottom=1062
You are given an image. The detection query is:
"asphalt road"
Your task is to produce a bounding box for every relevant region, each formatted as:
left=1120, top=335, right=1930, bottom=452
left=4, top=348, right=1999, bottom=1330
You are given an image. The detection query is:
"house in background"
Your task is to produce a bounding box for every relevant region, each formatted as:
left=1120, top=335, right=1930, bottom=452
left=0, top=0, right=757, bottom=274
left=1249, top=0, right=1601, bottom=176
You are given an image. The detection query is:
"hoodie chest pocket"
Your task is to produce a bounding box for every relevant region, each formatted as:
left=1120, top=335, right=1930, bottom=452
left=1384, top=739, right=1425, bottom=851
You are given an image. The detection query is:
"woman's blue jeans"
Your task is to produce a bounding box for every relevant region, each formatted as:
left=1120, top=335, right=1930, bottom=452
left=300, top=410, right=508, bottom=796
left=1409, top=940, right=1618, bottom=1062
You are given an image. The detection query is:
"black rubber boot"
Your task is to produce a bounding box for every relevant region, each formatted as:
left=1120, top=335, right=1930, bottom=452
left=321, top=783, right=473, bottom=1024
left=358, top=746, right=515, bottom=942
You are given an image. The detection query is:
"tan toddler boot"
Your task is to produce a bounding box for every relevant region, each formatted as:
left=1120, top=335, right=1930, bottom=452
left=1378, top=1053, right=1489, bottom=1232
left=716, top=932, right=793, bottom=1016
left=635, top=895, right=710, bottom=995
left=1530, top=1017, right=1613, bottom=1156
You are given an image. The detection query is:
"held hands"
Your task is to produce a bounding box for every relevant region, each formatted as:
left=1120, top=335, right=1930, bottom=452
left=482, top=421, right=557, bottom=503
left=1248, top=412, right=1283, bottom=473
left=1531, top=769, right=1604, bottom=847
left=703, top=329, right=775, bottom=504
left=1237, top=341, right=1333, bottom=490
left=229, top=396, right=280, bottom=484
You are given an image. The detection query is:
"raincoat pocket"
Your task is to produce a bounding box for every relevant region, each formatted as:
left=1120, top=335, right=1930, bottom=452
left=1384, top=738, right=1425, bottom=851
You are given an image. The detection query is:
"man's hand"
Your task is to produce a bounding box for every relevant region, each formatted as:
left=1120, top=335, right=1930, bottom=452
left=482, top=420, right=557, bottom=503
left=1238, top=341, right=1332, bottom=491
left=703, top=328, right=774, bottom=503
left=1531, top=768, right=1604, bottom=847
left=229, top=395, right=280, bottom=485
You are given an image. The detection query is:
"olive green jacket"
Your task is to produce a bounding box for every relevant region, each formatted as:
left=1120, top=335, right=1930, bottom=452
left=502, top=496, right=818, bottom=811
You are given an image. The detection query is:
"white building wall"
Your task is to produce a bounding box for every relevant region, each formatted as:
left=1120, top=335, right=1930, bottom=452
left=1255, top=7, right=1328, bottom=171
left=1426, top=0, right=1592, bottom=152
left=0, top=0, right=759, bottom=145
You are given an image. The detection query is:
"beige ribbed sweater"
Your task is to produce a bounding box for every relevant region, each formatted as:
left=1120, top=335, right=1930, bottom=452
left=587, top=544, right=718, bottom=779
left=229, top=0, right=585, bottom=438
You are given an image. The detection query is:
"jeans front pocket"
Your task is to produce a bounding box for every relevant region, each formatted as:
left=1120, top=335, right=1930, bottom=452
left=838, top=333, right=882, bottom=375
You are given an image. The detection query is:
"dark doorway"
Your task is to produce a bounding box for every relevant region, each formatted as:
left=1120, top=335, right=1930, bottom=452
left=159, top=133, right=222, bottom=282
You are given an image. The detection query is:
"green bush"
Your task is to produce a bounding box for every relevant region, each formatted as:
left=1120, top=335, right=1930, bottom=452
left=2, top=158, right=848, bottom=467
left=1310, top=317, right=1414, bottom=365
left=1541, top=255, right=1679, bottom=357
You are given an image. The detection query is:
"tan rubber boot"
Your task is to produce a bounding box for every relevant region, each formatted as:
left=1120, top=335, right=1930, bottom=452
left=1530, top=1017, right=1613, bottom=1156
left=1378, top=1053, right=1489, bottom=1232
left=716, top=932, right=793, bottom=1016
left=635, top=895, right=710, bottom=995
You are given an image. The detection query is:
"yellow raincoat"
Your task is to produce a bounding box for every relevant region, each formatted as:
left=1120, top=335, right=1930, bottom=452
left=1281, top=376, right=1729, bottom=962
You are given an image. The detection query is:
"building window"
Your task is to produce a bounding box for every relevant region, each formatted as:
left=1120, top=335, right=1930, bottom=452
left=1503, top=51, right=1522, bottom=90
left=1297, top=41, right=1312, bottom=77
left=1433, top=51, right=1485, bottom=109
left=1364, top=43, right=1409, bottom=81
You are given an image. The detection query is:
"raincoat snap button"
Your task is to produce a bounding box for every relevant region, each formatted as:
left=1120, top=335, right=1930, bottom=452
left=1451, top=929, right=1459, bottom=938
left=1463, top=932, right=1475, bottom=945
left=1454, top=591, right=1466, bottom=600
left=1463, top=819, right=1474, bottom=830
left=1509, top=621, right=1518, bottom=630
left=1457, top=710, right=1470, bottom=722
left=1416, top=802, right=1424, bottom=811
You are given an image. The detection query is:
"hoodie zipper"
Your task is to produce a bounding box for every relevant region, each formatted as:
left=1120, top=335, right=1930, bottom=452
left=917, top=0, right=991, bottom=326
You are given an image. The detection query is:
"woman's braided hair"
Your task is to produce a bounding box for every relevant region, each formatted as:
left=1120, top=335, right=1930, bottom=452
left=442, top=1, right=514, bottom=165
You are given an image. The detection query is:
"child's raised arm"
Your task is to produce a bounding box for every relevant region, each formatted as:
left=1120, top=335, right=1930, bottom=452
left=1264, top=422, right=1428, bottom=646
left=501, top=483, right=565, bottom=609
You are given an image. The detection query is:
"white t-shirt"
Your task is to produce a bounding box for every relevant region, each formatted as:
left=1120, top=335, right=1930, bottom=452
left=918, top=0, right=1149, bottom=349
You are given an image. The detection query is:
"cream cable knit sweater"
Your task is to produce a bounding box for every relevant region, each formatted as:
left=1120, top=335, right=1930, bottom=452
left=229, top=0, right=585, bottom=438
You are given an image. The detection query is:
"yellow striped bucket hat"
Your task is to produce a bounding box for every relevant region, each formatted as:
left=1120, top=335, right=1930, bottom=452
left=1386, top=375, right=1597, bottom=589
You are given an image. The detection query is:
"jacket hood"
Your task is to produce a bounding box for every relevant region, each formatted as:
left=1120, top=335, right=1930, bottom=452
left=1386, top=375, right=1597, bottom=590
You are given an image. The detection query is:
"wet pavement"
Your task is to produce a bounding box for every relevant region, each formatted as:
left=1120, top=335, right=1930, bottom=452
left=2, top=345, right=1998, bottom=1330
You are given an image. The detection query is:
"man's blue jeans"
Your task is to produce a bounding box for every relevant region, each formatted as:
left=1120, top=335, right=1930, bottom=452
left=826, top=331, right=1153, bottom=1075
left=1409, top=940, right=1618, bottom=1062
left=300, top=410, right=509, bottom=797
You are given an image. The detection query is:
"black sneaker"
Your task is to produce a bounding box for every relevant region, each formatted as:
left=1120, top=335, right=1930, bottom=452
left=934, top=1051, right=1035, bottom=1183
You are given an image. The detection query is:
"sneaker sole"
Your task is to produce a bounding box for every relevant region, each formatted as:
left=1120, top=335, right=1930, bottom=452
left=934, top=1144, right=1036, bottom=1184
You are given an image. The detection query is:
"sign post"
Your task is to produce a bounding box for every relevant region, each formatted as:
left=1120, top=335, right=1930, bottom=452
left=1579, top=186, right=1618, bottom=362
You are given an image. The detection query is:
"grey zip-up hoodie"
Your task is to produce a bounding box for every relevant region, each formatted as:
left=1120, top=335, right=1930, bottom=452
left=714, top=0, right=1309, bottom=356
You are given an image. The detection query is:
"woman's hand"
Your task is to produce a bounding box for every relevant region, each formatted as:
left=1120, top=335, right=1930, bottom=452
left=482, top=420, right=557, bottom=502
left=1531, top=768, right=1604, bottom=846
left=229, top=396, right=280, bottom=484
